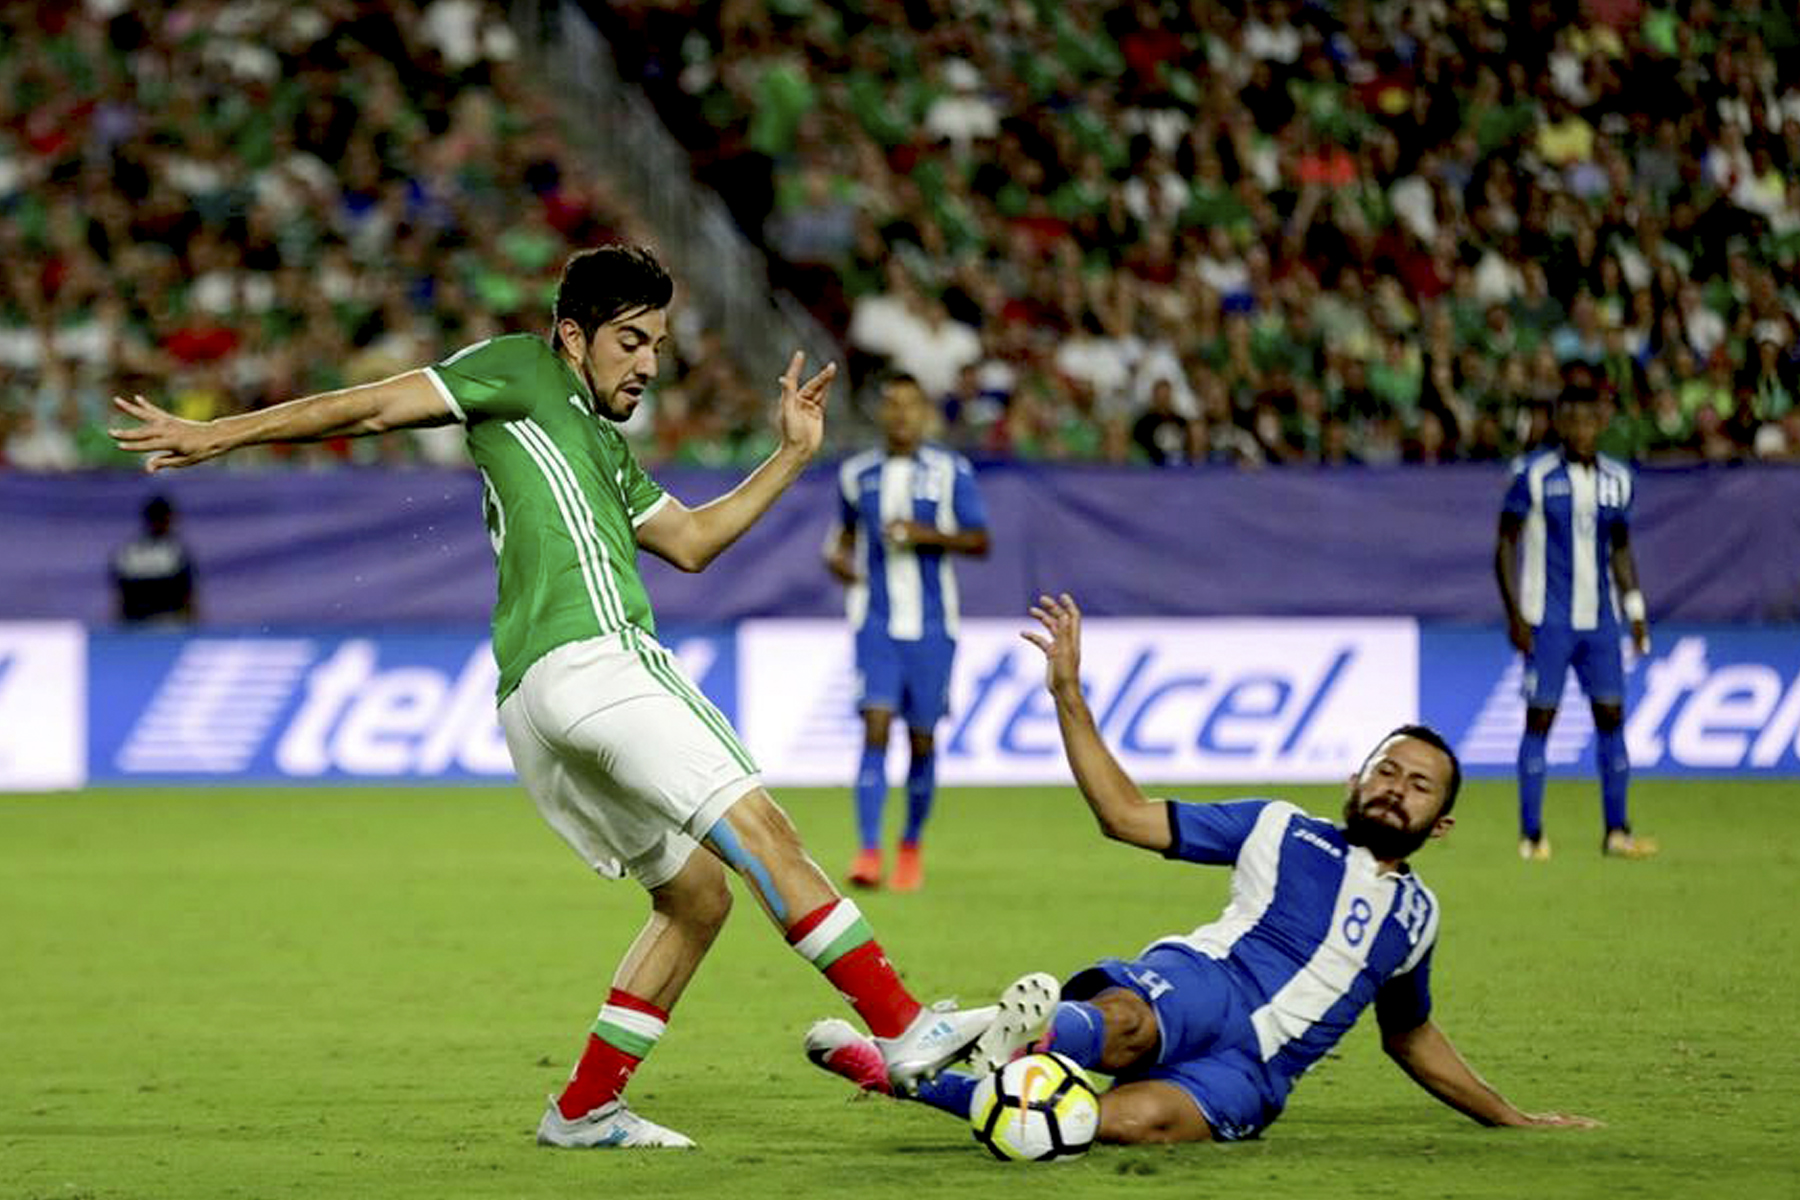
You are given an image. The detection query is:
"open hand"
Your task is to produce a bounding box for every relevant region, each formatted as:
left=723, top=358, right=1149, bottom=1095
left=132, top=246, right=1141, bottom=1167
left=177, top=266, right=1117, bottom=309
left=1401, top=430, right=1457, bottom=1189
left=108, top=394, right=219, bottom=472
left=776, top=350, right=836, bottom=460
left=1021, top=592, right=1084, bottom=698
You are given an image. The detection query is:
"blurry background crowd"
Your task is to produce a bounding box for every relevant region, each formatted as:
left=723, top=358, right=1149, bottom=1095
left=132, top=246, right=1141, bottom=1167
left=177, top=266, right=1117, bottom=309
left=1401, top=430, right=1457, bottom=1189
left=4, top=0, right=1799, bottom=471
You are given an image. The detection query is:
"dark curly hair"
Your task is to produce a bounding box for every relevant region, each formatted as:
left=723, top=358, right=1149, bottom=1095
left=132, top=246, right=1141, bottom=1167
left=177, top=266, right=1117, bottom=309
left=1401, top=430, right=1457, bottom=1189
left=551, top=243, right=673, bottom=352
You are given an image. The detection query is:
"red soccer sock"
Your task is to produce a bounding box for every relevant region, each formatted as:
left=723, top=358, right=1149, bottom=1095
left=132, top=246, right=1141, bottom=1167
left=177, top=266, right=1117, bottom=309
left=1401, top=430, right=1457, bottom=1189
left=556, top=988, right=668, bottom=1120
left=786, top=899, right=922, bottom=1038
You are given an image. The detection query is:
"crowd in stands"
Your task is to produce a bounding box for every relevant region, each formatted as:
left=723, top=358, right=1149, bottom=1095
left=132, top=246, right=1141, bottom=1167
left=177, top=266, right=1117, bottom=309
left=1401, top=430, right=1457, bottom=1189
left=598, top=0, right=1800, bottom=467
left=0, top=0, right=778, bottom=472
left=5, top=0, right=1800, bottom=473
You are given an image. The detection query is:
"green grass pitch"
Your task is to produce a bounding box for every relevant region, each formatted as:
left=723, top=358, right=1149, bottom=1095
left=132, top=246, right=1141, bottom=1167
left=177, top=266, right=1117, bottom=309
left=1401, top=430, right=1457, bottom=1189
left=1, top=778, right=1794, bottom=1200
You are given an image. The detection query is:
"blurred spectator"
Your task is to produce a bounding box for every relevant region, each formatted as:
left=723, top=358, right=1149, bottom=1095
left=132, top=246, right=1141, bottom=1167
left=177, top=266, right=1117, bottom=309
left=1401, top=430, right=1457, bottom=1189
left=9, top=0, right=1800, bottom=472
left=1131, top=376, right=1196, bottom=465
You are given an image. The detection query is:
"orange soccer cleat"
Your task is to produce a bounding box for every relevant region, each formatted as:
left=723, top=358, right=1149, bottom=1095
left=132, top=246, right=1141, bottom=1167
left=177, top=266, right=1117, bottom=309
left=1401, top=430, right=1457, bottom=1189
left=846, top=847, right=883, bottom=889
left=889, top=842, right=924, bottom=892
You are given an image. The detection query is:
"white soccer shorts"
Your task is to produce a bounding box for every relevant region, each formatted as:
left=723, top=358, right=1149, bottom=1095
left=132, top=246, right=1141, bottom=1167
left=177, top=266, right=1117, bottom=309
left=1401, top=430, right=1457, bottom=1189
left=498, top=632, right=761, bottom=888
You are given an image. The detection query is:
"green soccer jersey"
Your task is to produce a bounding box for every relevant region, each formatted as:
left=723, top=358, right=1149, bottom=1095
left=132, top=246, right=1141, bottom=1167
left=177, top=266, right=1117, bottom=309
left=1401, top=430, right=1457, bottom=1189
left=425, top=334, right=668, bottom=700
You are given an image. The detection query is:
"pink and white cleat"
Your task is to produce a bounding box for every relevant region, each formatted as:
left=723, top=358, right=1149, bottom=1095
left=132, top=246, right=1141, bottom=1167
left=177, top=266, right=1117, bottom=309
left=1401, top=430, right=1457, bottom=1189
left=803, top=1018, right=893, bottom=1095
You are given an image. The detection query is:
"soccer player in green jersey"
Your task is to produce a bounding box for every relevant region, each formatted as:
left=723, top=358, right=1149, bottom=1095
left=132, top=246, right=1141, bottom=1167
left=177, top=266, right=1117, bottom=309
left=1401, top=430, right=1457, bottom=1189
left=110, top=244, right=997, bottom=1149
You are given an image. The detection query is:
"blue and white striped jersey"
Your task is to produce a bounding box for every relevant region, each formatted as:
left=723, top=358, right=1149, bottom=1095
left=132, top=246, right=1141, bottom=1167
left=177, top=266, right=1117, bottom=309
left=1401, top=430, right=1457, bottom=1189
left=1153, top=799, right=1440, bottom=1093
left=1502, top=449, right=1635, bottom=632
left=837, top=445, right=988, bottom=641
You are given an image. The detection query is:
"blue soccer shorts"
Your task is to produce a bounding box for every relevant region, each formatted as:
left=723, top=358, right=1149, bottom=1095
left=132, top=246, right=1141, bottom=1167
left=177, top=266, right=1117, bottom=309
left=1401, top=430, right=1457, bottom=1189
left=853, top=629, right=956, bottom=727
left=1063, top=946, right=1283, bottom=1142
left=1523, top=625, right=1625, bottom=709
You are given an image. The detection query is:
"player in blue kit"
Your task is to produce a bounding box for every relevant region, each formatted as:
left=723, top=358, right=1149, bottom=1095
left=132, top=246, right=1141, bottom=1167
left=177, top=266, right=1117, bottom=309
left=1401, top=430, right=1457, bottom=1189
left=1496, top=387, right=1657, bottom=861
left=803, top=594, right=1598, bottom=1143
left=825, top=375, right=989, bottom=891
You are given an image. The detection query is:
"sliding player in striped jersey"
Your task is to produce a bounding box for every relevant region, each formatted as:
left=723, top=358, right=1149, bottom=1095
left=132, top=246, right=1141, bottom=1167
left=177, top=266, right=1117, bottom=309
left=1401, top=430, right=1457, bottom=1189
left=806, top=595, right=1599, bottom=1144
left=1496, top=386, right=1657, bottom=861
left=110, top=244, right=997, bottom=1149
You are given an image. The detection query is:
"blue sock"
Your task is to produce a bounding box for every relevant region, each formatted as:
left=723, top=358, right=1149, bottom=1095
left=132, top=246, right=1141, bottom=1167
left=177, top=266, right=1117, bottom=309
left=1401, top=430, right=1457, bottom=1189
left=913, top=1069, right=979, bottom=1118
left=1044, top=1001, right=1107, bottom=1070
left=1597, top=726, right=1630, bottom=833
left=855, top=743, right=886, bottom=851
left=1518, top=728, right=1548, bottom=840
left=901, top=746, right=936, bottom=845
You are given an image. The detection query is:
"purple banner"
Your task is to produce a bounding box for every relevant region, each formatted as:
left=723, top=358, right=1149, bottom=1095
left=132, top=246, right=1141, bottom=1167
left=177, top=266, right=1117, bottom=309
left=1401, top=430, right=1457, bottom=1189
left=3, top=464, right=1798, bottom=625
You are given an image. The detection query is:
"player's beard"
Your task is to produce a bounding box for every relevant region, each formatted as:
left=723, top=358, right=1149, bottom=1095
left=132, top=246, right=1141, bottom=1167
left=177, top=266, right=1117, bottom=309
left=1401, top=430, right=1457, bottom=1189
left=1340, top=787, right=1436, bottom=862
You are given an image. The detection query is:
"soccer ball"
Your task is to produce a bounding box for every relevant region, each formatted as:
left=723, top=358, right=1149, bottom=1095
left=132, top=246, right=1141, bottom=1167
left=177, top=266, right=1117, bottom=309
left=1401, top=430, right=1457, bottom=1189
left=968, top=1051, right=1100, bottom=1162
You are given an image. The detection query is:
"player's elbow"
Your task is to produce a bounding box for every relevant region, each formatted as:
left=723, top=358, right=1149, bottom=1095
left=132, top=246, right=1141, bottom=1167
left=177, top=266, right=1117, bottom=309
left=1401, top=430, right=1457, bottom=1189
left=1381, top=1022, right=1429, bottom=1063
left=1094, top=802, right=1165, bottom=851
left=662, top=543, right=712, bottom=573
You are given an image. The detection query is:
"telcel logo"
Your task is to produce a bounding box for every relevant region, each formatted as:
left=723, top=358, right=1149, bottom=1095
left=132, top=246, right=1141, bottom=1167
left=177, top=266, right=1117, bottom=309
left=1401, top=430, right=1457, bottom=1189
left=1627, top=636, right=1800, bottom=769
left=274, top=640, right=511, bottom=776
left=945, top=645, right=1356, bottom=762
left=934, top=620, right=1416, bottom=782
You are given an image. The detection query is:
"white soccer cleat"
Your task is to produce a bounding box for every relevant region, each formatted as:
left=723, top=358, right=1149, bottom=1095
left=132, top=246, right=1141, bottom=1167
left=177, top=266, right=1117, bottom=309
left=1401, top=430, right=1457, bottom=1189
left=876, top=1000, right=998, bottom=1095
left=967, top=972, right=1061, bottom=1076
left=535, top=1096, right=696, bottom=1149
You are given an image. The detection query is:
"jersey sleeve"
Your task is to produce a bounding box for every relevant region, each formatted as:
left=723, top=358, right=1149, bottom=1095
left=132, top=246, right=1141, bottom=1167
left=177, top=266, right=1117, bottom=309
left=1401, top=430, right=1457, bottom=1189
left=1162, top=799, right=1272, bottom=865
left=615, top=433, right=668, bottom=527
left=425, top=337, right=557, bottom=423
left=951, top=454, right=988, bottom=531
left=1374, top=944, right=1434, bottom=1033
left=1500, top=458, right=1532, bottom=519
left=838, top=460, right=860, bottom=533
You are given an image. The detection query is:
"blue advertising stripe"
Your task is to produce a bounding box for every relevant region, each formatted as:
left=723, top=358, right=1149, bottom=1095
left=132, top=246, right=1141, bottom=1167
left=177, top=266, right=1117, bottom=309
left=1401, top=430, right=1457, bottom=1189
left=1421, top=625, right=1800, bottom=775
left=87, top=626, right=740, bottom=784
left=69, top=621, right=1800, bottom=785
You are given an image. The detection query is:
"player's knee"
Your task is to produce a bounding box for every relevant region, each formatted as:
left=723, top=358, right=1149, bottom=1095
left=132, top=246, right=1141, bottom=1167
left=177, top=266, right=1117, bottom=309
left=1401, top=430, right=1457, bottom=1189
left=657, top=856, right=734, bottom=935
left=1591, top=704, right=1624, bottom=732
left=1097, top=1096, right=1182, bottom=1145
left=1524, top=707, right=1557, bottom=735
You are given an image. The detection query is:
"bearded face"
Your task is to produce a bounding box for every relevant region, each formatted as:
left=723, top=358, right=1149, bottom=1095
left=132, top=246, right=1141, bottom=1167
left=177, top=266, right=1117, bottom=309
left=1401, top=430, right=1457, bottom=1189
left=1341, top=784, right=1443, bottom=861
left=1339, top=734, right=1456, bottom=862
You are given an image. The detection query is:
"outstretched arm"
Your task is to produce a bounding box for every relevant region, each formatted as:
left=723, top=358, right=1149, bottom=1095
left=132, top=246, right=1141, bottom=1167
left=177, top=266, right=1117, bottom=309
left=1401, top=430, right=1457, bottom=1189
left=637, top=351, right=837, bottom=572
left=1020, top=593, right=1170, bottom=851
left=1382, top=1020, right=1600, bottom=1129
left=109, top=371, right=454, bottom=472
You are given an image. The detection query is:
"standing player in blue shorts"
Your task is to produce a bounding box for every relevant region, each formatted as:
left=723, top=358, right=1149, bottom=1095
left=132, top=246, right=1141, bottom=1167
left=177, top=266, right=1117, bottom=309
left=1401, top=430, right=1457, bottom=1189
left=825, top=375, right=989, bottom=891
left=1495, top=386, right=1657, bottom=861
left=803, top=595, right=1598, bottom=1143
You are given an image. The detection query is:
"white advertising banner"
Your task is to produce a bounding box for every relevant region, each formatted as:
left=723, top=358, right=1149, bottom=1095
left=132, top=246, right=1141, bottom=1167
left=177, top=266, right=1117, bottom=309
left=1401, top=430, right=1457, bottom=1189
left=740, top=618, right=1418, bottom=785
left=0, top=621, right=86, bottom=791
